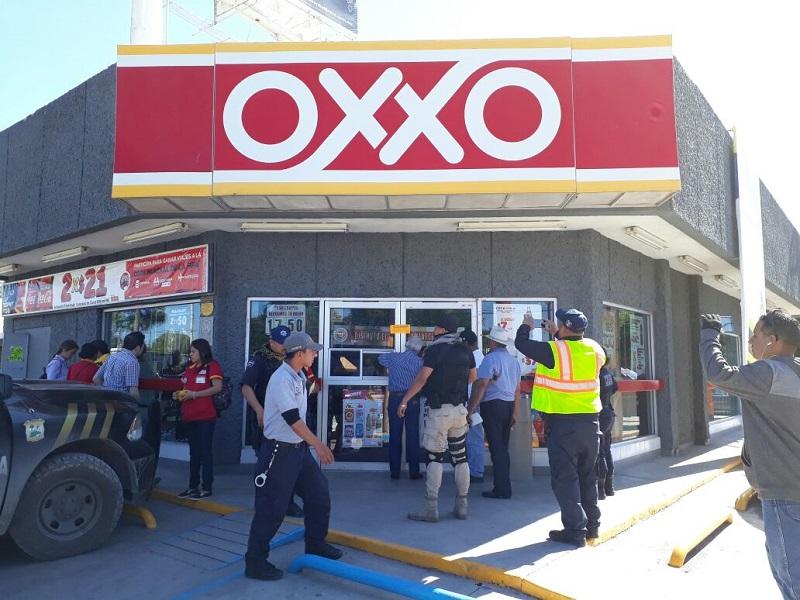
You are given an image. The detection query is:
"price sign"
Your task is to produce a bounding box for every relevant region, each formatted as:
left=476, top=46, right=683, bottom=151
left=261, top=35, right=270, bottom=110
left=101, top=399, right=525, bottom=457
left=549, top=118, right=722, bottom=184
left=266, top=303, right=306, bottom=333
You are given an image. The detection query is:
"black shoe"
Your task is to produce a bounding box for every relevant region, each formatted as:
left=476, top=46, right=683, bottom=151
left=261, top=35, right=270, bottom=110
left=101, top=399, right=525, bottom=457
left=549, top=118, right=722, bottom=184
left=306, top=542, right=343, bottom=560
left=409, top=472, right=424, bottom=480
left=470, top=475, right=484, bottom=484
left=286, top=501, right=304, bottom=518
left=482, top=490, right=511, bottom=499
left=245, top=560, right=283, bottom=581
left=177, top=488, right=199, bottom=499
left=548, top=529, right=586, bottom=548
left=605, top=477, right=615, bottom=497
left=390, top=472, right=400, bottom=480
left=191, top=489, right=212, bottom=499
left=587, top=527, right=599, bottom=540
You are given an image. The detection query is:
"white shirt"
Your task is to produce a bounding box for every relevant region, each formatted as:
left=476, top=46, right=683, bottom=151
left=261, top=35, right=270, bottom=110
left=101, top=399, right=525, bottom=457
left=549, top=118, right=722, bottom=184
left=468, top=348, right=484, bottom=397
left=263, top=362, right=307, bottom=443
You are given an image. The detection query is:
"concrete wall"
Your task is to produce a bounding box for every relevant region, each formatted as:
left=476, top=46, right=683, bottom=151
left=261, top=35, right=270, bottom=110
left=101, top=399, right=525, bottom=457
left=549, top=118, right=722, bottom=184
left=0, top=66, right=131, bottom=257
left=761, top=182, right=800, bottom=305
left=663, top=61, right=739, bottom=261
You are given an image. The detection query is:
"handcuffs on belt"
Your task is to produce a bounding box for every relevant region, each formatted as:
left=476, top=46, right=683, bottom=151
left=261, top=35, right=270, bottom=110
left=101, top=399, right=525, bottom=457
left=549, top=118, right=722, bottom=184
left=254, top=443, right=280, bottom=488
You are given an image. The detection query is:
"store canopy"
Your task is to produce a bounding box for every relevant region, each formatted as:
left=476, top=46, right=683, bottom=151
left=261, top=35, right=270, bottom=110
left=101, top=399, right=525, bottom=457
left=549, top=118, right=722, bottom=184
left=112, top=36, right=680, bottom=213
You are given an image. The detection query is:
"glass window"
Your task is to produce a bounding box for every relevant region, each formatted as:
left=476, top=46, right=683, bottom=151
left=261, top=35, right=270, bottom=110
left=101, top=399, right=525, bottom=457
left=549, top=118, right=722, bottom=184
left=480, top=300, right=555, bottom=449
left=602, top=305, right=654, bottom=442
left=104, top=302, right=202, bottom=443
left=246, top=300, right=321, bottom=442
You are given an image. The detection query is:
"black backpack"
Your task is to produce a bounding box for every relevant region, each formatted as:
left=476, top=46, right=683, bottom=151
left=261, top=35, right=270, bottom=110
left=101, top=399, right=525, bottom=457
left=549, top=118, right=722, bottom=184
left=213, top=376, right=233, bottom=414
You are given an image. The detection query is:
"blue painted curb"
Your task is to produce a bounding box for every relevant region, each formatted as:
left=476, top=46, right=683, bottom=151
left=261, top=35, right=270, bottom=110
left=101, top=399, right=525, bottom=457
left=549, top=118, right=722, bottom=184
left=288, top=554, right=473, bottom=600
left=170, top=527, right=305, bottom=600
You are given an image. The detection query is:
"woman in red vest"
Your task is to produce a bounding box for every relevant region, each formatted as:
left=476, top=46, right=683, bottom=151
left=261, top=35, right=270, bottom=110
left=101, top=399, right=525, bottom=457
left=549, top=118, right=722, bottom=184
left=173, top=339, right=224, bottom=500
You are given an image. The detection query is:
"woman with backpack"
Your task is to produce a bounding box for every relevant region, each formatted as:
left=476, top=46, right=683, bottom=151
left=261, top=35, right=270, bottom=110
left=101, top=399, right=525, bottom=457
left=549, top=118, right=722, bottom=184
left=172, top=338, right=224, bottom=499
left=44, top=339, right=79, bottom=380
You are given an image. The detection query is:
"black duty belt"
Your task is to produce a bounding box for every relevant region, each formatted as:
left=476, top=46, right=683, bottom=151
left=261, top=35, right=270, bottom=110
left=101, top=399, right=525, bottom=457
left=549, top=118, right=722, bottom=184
left=266, top=438, right=306, bottom=448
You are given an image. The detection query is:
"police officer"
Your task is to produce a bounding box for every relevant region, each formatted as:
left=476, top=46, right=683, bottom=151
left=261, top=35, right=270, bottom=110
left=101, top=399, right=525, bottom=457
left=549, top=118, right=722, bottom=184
left=242, top=326, right=303, bottom=517
left=398, top=315, right=477, bottom=522
left=515, top=308, right=605, bottom=548
left=245, top=332, right=342, bottom=581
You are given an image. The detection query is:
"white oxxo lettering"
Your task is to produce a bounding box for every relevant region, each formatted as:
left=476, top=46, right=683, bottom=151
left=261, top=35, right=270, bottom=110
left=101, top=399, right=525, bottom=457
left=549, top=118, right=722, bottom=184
left=222, top=62, right=562, bottom=167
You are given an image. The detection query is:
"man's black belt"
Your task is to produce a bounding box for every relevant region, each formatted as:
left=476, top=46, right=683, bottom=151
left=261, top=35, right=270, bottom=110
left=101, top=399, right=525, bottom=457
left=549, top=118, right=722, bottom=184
left=265, top=438, right=306, bottom=448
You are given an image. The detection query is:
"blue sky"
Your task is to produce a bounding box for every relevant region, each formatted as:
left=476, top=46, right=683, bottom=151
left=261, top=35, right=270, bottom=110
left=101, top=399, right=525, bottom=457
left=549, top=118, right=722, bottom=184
left=1, top=0, right=798, bottom=229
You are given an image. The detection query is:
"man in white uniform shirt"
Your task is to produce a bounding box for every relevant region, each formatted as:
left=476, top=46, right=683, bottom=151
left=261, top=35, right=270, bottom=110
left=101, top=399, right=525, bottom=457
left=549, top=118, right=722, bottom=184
left=245, top=332, right=342, bottom=581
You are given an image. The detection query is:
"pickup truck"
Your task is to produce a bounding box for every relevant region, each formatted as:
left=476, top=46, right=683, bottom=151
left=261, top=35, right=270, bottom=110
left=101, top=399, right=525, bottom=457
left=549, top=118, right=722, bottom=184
left=0, top=374, right=156, bottom=560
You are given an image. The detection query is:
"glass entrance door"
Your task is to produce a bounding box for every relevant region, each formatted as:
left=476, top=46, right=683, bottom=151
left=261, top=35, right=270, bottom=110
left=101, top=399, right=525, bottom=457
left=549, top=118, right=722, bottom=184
left=322, top=301, right=400, bottom=462
left=321, top=299, right=477, bottom=466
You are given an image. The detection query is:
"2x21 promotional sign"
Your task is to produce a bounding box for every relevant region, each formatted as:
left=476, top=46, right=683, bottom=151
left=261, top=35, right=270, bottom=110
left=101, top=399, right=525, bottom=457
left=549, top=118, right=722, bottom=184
left=1, top=246, right=208, bottom=316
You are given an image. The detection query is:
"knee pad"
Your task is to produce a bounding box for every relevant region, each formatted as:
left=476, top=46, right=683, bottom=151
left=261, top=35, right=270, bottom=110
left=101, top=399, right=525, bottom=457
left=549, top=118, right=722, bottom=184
left=447, top=434, right=468, bottom=465
left=426, top=450, right=448, bottom=464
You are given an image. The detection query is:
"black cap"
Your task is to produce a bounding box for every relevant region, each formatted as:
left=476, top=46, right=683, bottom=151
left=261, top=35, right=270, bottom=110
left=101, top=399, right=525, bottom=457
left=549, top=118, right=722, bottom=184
left=459, top=329, right=478, bottom=345
left=436, top=314, right=459, bottom=333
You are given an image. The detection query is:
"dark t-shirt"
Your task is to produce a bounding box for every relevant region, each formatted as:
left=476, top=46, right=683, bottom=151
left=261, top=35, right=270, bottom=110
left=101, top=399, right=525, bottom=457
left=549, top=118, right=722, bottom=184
left=241, top=352, right=282, bottom=405
left=423, top=340, right=476, bottom=408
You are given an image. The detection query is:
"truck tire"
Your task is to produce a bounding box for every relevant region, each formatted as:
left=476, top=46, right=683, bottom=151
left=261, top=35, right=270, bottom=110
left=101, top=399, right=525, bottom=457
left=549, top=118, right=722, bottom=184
left=9, top=452, right=123, bottom=560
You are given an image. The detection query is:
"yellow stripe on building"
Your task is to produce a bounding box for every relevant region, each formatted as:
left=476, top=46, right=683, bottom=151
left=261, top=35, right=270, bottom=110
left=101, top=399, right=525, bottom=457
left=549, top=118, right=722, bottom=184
left=572, top=35, right=672, bottom=50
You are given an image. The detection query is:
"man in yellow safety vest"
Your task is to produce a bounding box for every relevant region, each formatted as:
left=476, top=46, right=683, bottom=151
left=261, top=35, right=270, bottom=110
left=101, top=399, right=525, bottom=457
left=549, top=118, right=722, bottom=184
left=515, top=308, right=605, bottom=548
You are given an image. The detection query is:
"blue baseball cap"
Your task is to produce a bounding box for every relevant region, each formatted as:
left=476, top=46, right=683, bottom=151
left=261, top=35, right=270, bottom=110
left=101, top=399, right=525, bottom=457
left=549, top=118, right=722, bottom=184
left=269, top=326, right=291, bottom=345
left=556, top=308, right=588, bottom=333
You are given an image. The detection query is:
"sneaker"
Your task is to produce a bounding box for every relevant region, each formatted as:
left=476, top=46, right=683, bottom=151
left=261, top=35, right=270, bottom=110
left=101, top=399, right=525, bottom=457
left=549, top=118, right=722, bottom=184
left=285, top=501, right=304, bottom=518
left=587, top=527, right=599, bottom=540
left=306, top=542, right=344, bottom=560
left=390, top=472, right=401, bottom=480
left=245, top=560, right=283, bottom=581
left=548, top=529, right=586, bottom=548
left=177, top=488, right=199, bottom=499
left=191, top=489, right=212, bottom=499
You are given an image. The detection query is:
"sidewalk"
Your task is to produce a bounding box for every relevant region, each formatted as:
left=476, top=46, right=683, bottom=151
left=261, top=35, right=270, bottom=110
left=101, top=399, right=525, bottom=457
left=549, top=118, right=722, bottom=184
left=154, top=428, right=744, bottom=596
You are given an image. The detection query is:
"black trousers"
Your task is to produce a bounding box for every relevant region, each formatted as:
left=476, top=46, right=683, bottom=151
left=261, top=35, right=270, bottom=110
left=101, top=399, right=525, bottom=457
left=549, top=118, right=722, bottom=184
left=480, top=399, right=515, bottom=496
left=246, top=440, right=330, bottom=562
left=545, top=415, right=601, bottom=533
left=185, top=420, right=215, bottom=491
left=596, top=407, right=615, bottom=480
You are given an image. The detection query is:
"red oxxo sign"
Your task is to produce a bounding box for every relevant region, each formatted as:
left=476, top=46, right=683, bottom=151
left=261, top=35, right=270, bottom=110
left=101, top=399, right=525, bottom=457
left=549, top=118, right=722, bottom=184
left=113, top=37, right=679, bottom=198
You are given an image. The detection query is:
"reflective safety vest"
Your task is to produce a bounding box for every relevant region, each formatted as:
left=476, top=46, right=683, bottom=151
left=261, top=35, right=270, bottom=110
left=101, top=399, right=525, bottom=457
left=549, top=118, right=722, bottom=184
left=532, top=338, right=605, bottom=414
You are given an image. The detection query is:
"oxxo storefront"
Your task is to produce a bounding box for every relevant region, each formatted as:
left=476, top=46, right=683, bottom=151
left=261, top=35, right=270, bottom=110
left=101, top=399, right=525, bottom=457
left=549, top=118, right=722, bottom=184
left=2, top=36, right=800, bottom=469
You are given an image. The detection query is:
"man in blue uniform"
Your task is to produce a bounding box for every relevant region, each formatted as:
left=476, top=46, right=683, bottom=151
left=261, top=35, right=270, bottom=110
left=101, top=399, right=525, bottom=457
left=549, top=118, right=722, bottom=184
left=242, top=326, right=303, bottom=517
left=245, top=332, right=342, bottom=581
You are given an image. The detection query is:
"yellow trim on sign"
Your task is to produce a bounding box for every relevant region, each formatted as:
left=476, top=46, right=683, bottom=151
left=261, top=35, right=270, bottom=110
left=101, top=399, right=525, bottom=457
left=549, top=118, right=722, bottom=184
left=212, top=180, right=577, bottom=196
left=112, top=184, right=212, bottom=198
left=572, top=35, right=672, bottom=50
left=55, top=403, right=78, bottom=446
left=576, top=179, right=681, bottom=193
left=215, top=37, right=572, bottom=53
left=117, top=44, right=215, bottom=55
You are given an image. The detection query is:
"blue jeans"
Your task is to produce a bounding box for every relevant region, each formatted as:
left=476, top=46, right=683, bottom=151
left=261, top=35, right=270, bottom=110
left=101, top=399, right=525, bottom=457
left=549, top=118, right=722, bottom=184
left=466, top=422, right=485, bottom=477
left=387, top=392, right=420, bottom=476
left=763, top=498, right=800, bottom=600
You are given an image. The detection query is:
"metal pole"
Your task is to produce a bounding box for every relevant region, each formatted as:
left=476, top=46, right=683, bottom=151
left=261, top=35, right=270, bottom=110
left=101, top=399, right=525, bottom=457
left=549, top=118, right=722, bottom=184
left=130, top=0, right=165, bottom=44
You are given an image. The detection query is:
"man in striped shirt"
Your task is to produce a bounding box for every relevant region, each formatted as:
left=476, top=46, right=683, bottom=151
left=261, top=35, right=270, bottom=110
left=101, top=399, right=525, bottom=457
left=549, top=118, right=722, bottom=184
left=93, top=331, right=145, bottom=400
left=379, top=336, right=425, bottom=479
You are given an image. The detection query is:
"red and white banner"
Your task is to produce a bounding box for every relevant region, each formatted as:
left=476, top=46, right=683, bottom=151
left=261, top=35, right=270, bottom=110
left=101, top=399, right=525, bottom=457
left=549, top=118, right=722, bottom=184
left=2, top=246, right=208, bottom=316
left=113, top=37, right=679, bottom=198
